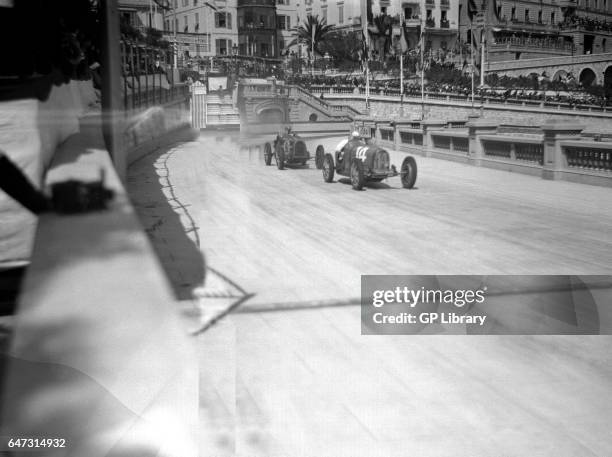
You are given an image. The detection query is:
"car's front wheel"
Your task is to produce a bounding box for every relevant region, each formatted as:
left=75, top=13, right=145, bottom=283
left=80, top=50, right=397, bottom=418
left=315, top=145, right=325, bottom=169
left=264, top=142, right=272, bottom=166
left=350, top=159, right=366, bottom=190
left=322, top=153, right=335, bottom=182
left=400, top=156, right=417, bottom=189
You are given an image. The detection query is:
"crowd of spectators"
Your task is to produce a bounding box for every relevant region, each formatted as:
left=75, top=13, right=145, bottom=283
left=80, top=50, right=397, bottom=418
left=560, top=15, right=612, bottom=32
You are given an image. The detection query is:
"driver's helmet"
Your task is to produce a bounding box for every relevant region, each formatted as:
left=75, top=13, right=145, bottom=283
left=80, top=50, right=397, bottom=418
left=350, top=131, right=360, bottom=139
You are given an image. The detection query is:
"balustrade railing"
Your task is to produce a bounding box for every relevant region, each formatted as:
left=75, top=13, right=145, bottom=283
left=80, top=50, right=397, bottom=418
left=121, top=41, right=189, bottom=111
left=515, top=143, right=544, bottom=164
left=380, top=129, right=394, bottom=142
left=432, top=135, right=451, bottom=150
left=483, top=140, right=512, bottom=158
left=360, top=118, right=611, bottom=186
left=565, top=146, right=612, bottom=171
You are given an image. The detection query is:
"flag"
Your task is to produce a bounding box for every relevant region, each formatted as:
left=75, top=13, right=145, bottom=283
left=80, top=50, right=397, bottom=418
left=204, top=1, right=218, bottom=11
left=467, top=0, right=478, bottom=20
left=399, top=23, right=408, bottom=53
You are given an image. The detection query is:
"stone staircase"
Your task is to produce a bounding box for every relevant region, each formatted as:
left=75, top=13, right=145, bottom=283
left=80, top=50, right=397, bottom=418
left=206, top=93, right=240, bottom=126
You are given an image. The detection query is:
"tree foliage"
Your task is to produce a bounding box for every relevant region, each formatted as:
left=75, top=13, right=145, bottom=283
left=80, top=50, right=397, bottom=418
left=319, top=30, right=363, bottom=66
left=287, top=15, right=334, bottom=57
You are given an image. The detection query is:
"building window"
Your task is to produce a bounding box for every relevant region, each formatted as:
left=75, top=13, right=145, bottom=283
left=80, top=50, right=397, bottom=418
left=195, top=13, right=199, bottom=30
left=538, top=10, right=542, bottom=23
left=322, top=7, right=327, bottom=22
left=551, top=12, right=555, bottom=24
left=524, top=9, right=529, bottom=22
left=511, top=7, right=516, bottom=20
left=184, top=15, right=188, bottom=32
left=338, top=4, right=344, bottom=23
left=216, top=39, right=232, bottom=55
left=277, top=15, right=286, bottom=29
left=194, top=0, right=197, bottom=5
left=381, top=6, right=387, bottom=15
left=175, top=18, right=178, bottom=31
left=215, top=12, right=232, bottom=28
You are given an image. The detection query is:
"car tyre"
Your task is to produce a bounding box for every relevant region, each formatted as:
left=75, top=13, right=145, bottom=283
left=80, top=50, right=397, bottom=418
left=322, top=153, right=335, bottom=182
left=350, top=158, right=366, bottom=190
left=276, top=148, right=285, bottom=170
left=400, top=156, right=417, bottom=189
left=315, top=145, right=324, bottom=169
left=264, top=143, right=272, bottom=166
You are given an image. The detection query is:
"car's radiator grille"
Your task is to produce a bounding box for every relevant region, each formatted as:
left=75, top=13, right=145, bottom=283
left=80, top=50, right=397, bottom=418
left=294, top=141, right=307, bottom=157
left=374, top=150, right=389, bottom=170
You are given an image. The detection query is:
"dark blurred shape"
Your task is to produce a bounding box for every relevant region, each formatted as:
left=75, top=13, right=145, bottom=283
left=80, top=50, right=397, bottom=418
left=0, top=152, right=49, bottom=215
left=0, top=266, right=25, bottom=315
left=0, top=0, right=100, bottom=102
left=50, top=171, right=114, bottom=214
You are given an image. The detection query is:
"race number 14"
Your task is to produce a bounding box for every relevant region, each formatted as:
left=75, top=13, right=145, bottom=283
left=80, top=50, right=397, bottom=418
left=356, top=146, right=368, bottom=162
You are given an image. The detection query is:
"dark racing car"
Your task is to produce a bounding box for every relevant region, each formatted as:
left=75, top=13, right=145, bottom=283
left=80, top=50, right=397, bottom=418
left=318, top=133, right=417, bottom=190
left=263, top=130, right=324, bottom=170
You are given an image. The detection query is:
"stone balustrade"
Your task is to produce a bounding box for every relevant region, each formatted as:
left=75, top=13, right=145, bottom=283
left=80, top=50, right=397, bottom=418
left=352, top=117, right=611, bottom=187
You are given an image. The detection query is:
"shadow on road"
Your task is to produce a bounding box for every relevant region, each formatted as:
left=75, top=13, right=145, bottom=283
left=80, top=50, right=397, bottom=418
left=127, top=133, right=205, bottom=301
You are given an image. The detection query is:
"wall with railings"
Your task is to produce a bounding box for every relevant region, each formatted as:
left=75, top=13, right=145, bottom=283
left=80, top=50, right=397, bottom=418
left=1, top=3, right=199, bottom=455
left=353, top=117, right=612, bottom=187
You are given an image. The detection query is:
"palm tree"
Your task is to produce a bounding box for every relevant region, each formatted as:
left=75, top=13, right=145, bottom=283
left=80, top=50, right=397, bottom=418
left=288, top=15, right=335, bottom=59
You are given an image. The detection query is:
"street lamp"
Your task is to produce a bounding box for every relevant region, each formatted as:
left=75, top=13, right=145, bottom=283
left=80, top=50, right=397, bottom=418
left=232, top=43, right=238, bottom=74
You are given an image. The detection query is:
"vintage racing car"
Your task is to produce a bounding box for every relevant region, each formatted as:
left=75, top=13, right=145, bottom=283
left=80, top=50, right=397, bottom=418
left=263, top=130, right=325, bottom=170
left=318, top=134, right=417, bottom=190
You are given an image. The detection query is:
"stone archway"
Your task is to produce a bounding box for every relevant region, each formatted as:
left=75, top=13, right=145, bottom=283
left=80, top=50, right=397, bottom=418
left=254, top=100, right=287, bottom=124
left=552, top=69, right=568, bottom=82
left=604, top=66, right=612, bottom=98
left=257, top=108, right=285, bottom=124
left=579, top=67, right=597, bottom=87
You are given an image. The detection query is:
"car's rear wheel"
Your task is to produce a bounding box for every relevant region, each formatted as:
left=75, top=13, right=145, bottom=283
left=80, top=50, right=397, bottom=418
left=400, top=156, right=417, bottom=189
left=322, top=153, right=334, bottom=182
left=264, top=143, right=272, bottom=166
left=350, top=159, right=366, bottom=190
left=276, top=149, right=285, bottom=170
left=315, top=145, right=324, bottom=169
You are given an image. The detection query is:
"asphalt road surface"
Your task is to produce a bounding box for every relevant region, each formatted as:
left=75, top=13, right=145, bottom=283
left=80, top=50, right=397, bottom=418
left=128, top=131, right=612, bottom=457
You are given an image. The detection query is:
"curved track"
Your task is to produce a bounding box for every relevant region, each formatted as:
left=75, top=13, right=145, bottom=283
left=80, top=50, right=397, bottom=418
left=130, top=131, right=612, bottom=457
left=166, top=132, right=612, bottom=307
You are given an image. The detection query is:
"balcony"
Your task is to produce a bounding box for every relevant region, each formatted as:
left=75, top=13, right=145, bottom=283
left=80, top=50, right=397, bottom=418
left=440, top=18, right=450, bottom=28
left=440, top=0, right=449, bottom=8
left=238, top=22, right=276, bottom=31
left=404, top=16, right=421, bottom=28
left=425, top=17, right=435, bottom=28
left=425, top=0, right=435, bottom=7
left=237, top=0, right=275, bottom=6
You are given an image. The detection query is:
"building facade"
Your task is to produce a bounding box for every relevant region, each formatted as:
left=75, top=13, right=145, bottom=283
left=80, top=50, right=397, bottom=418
left=119, top=0, right=165, bottom=33
left=162, top=0, right=238, bottom=59
left=237, top=0, right=279, bottom=57
left=275, top=0, right=298, bottom=56
left=291, top=0, right=459, bottom=55
left=460, top=0, right=612, bottom=64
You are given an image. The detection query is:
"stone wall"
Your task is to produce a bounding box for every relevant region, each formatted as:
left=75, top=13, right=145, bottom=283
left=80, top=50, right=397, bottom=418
left=329, top=96, right=612, bottom=131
